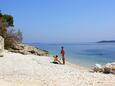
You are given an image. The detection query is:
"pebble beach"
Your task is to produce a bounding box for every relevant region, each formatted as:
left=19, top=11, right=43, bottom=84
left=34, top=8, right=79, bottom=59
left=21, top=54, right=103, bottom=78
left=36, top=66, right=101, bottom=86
left=0, top=51, right=115, bottom=86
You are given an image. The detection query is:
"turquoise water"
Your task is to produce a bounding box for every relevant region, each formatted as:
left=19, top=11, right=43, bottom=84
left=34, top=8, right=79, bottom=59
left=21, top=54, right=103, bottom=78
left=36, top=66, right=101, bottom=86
left=31, top=43, right=115, bottom=67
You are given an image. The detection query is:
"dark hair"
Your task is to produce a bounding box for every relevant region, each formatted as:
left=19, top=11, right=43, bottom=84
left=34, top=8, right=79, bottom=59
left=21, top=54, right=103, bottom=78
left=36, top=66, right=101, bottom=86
left=61, top=46, right=64, bottom=48
left=56, top=55, right=58, bottom=57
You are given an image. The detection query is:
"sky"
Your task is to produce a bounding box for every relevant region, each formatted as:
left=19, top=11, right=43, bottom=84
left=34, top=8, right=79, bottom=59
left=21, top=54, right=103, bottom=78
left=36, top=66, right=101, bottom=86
left=0, top=0, right=115, bottom=43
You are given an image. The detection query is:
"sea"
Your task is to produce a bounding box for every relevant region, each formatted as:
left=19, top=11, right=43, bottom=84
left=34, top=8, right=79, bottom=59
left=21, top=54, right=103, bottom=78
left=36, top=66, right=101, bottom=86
left=30, top=43, right=115, bottom=67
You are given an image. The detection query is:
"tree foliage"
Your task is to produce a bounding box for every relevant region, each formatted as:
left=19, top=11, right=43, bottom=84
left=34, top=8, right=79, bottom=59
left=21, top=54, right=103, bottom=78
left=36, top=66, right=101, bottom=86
left=0, top=11, right=22, bottom=49
left=2, top=14, right=14, bottom=27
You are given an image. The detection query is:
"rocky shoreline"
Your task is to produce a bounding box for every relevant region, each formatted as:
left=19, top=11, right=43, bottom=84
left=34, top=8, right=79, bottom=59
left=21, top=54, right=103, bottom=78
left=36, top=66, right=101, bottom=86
left=0, top=36, right=115, bottom=86
left=0, top=52, right=115, bottom=86
left=0, top=36, right=49, bottom=56
left=9, top=43, right=49, bottom=56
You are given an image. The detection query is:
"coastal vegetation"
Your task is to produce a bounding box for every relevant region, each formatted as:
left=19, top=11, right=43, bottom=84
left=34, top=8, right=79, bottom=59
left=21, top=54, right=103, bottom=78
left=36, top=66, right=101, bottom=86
left=0, top=11, right=48, bottom=56
left=0, top=11, right=22, bottom=49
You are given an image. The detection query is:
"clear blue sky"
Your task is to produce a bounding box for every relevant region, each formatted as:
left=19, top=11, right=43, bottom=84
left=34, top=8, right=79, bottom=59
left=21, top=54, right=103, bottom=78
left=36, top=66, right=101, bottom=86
left=0, top=0, right=115, bottom=43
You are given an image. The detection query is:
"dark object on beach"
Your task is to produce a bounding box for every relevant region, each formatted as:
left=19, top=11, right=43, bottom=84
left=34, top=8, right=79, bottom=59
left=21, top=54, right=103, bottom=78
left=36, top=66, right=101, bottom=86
left=104, top=67, right=111, bottom=74
left=0, top=55, right=3, bottom=57
left=52, top=62, right=58, bottom=64
left=92, top=64, right=104, bottom=72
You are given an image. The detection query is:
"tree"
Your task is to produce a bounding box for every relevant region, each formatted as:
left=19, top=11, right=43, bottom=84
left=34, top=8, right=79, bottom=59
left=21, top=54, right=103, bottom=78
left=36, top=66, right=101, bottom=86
left=2, top=14, right=14, bottom=27
left=0, top=11, right=22, bottom=49
left=0, top=14, right=6, bottom=38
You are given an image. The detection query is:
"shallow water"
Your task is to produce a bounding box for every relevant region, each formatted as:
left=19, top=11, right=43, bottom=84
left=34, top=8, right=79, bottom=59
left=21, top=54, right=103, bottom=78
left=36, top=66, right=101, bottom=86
left=31, top=43, right=115, bottom=67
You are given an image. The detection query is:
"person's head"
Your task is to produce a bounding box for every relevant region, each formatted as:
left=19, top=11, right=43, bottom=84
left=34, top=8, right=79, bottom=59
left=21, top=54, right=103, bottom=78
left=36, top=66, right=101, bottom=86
left=56, top=55, right=58, bottom=57
left=53, top=55, right=58, bottom=58
left=61, top=46, right=64, bottom=49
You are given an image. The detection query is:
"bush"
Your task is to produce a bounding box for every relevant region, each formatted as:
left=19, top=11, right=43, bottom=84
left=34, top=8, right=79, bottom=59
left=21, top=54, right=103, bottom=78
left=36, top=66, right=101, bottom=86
left=0, top=11, right=23, bottom=49
left=5, top=28, right=23, bottom=49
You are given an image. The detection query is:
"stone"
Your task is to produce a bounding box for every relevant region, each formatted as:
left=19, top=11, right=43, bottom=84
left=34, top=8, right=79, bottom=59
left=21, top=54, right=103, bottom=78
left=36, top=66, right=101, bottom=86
left=92, top=62, right=115, bottom=74
left=104, top=67, right=111, bottom=74
left=0, top=36, right=4, bottom=57
left=93, top=64, right=104, bottom=72
left=9, top=43, right=49, bottom=56
left=104, top=62, right=115, bottom=74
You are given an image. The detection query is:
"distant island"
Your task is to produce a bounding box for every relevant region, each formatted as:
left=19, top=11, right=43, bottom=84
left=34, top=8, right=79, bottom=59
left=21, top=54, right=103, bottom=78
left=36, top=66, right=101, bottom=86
left=97, top=40, right=115, bottom=43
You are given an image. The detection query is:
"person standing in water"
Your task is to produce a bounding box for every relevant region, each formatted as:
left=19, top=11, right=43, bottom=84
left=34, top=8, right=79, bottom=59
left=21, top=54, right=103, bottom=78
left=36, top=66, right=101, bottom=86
left=61, top=46, right=65, bottom=64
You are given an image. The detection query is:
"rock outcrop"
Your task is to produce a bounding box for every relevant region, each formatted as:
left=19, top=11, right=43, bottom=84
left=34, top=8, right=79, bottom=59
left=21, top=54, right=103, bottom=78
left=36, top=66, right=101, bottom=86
left=0, top=36, right=4, bottom=57
left=9, top=43, right=49, bottom=56
left=92, top=62, right=115, bottom=74
left=92, top=64, right=104, bottom=72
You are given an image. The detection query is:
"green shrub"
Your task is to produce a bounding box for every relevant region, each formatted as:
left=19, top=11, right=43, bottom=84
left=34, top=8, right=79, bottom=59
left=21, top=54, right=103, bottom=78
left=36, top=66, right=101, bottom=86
left=0, top=11, right=22, bottom=49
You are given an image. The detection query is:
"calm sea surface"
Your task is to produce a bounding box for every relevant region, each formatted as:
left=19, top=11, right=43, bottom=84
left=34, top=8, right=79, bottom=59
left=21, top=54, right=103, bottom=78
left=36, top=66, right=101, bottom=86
left=31, top=43, right=115, bottom=67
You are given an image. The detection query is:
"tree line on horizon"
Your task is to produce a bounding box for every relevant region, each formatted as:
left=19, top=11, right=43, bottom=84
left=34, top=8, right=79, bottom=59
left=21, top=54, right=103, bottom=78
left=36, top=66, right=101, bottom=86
left=0, top=10, right=22, bottom=49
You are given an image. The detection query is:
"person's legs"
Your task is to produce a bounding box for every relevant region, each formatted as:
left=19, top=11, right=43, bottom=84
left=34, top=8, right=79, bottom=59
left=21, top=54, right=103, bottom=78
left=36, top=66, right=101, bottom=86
left=62, top=58, right=65, bottom=64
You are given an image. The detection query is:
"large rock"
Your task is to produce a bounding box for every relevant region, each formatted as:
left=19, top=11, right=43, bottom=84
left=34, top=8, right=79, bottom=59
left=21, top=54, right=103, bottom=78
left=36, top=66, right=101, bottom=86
left=0, top=36, right=4, bottom=57
left=104, top=67, right=111, bottom=74
left=92, top=62, right=115, bottom=74
left=93, top=64, right=104, bottom=72
left=104, top=62, right=115, bottom=74
left=9, top=43, right=49, bottom=56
